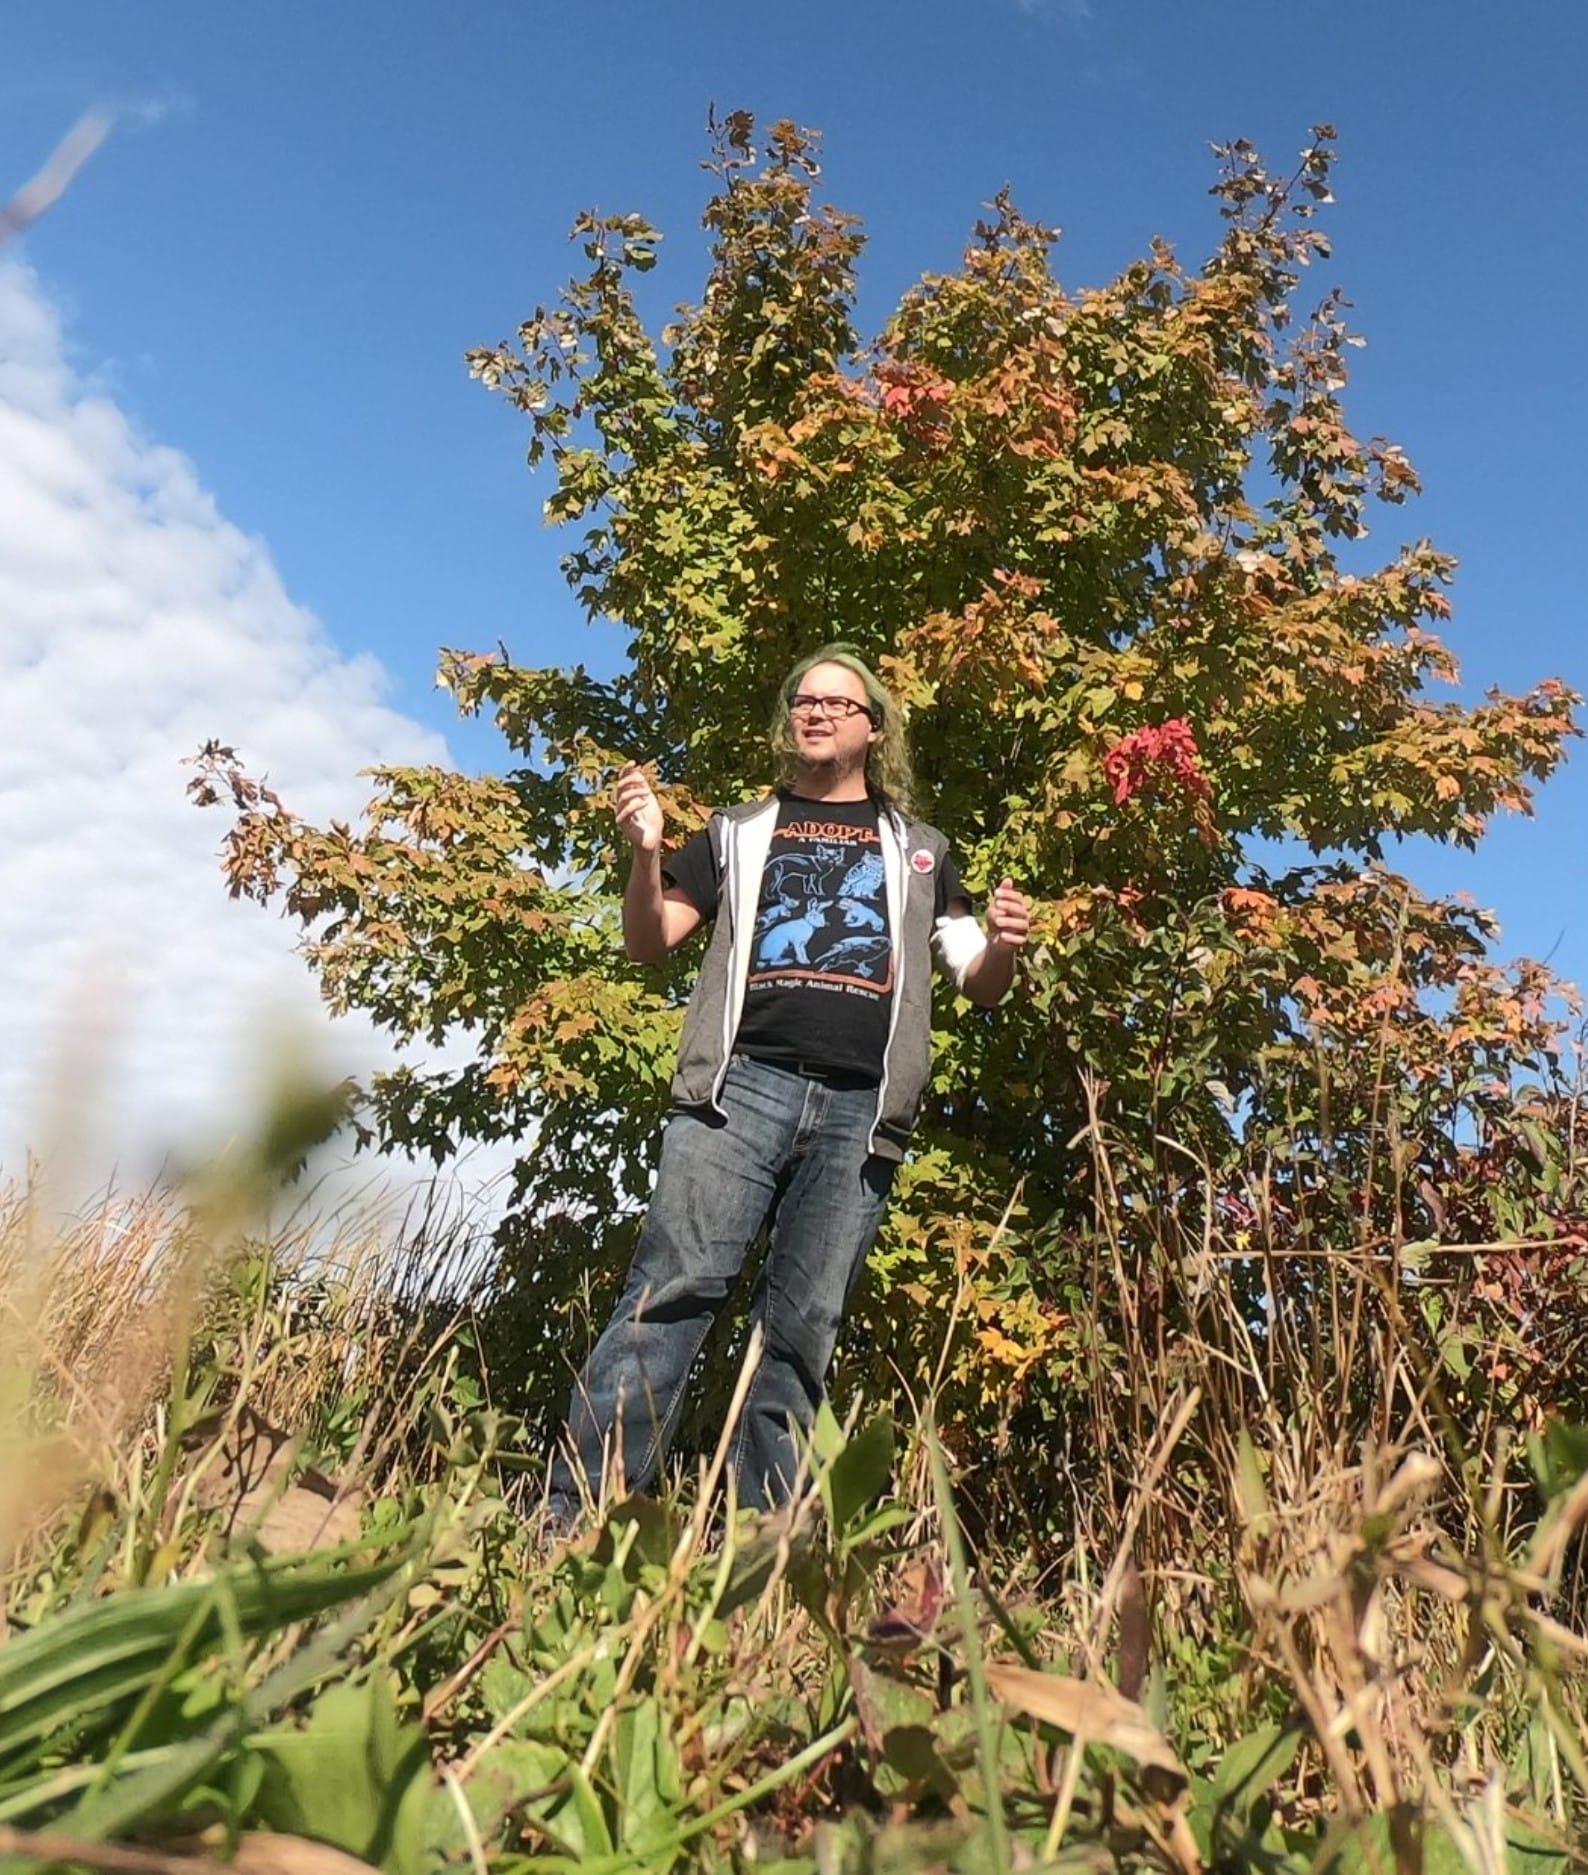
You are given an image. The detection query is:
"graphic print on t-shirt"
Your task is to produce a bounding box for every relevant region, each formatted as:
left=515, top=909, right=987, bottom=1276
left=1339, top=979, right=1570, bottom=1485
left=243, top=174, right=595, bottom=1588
left=659, top=791, right=966, bottom=1086
left=749, top=818, right=893, bottom=996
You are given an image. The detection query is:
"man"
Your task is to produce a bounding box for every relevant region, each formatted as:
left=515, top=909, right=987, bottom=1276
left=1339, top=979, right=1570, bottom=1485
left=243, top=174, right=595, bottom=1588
left=549, top=645, right=1030, bottom=1517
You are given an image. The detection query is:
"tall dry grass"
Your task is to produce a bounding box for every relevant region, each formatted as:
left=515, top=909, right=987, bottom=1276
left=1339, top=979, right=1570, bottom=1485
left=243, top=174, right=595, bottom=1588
left=1031, top=1088, right=1588, bottom=1851
left=0, top=1161, right=495, bottom=1600
left=0, top=1179, right=200, bottom=1571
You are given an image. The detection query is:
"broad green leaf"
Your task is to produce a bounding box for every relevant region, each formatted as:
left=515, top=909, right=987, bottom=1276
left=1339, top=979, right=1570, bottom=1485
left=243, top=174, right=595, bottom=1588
left=253, top=1675, right=431, bottom=1875
left=1210, top=1720, right=1302, bottom=1814
left=436, top=1738, right=567, bottom=1852
left=1528, top=1421, right=1588, bottom=1501
left=826, top=1412, right=895, bottom=1536
left=810, top=1399, right=845, bottom=1466
left=611, top=1696, right=680, bottom=1857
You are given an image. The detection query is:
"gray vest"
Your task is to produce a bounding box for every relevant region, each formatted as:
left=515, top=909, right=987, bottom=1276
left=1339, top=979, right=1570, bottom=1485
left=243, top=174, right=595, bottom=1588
left=670, top=796, right=955, bottom=1161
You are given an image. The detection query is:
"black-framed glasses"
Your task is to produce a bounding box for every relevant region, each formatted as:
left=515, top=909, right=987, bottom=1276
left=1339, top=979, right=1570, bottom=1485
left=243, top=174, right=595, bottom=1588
left=789, top=693, right=878, bottom=724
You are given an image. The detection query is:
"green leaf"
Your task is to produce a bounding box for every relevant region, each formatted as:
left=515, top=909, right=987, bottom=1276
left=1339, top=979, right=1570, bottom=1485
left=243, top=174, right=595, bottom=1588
left=601, top=1494, right=680, bottom=1572
left=611, top=1697, right=680, bottom=1856
left=1210, top=1721, right=1301, bottom=1811
left=0, top=1551, right=403, bottom=1770
left=436, top=1737, right=568, bottom=1852
left=825, top=1412, right=895, bottom=1536
left=558, top=1764, right=615, bottom=1860
left=253, top=1675, right=432, bottom=1875
left=810, top=1399, right=846, bottom=1466
left=851, top=1659, right=935, bottom=1742
left=1233, top=1429, right=1271, bottom=1534
left=1528, top=1421, right=1588, bottom=1501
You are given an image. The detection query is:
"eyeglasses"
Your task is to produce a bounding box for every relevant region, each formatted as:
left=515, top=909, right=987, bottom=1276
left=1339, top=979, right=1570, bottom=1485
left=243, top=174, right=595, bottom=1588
left=789, top=693, right=878, bottom=724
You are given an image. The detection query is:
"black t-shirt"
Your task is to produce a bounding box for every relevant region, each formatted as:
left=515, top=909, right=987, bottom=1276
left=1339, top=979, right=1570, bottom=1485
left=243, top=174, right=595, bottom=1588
left=663, top=793, right=967, bottom=1084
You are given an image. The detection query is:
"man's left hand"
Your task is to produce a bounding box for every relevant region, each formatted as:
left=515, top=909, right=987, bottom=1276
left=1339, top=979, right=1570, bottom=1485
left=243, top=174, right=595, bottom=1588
left=985, top=877, right=1030, bottom=950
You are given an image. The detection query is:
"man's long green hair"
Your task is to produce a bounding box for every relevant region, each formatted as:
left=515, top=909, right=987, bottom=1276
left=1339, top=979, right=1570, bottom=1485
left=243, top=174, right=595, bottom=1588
left=769, top=642, right=917, bottom=814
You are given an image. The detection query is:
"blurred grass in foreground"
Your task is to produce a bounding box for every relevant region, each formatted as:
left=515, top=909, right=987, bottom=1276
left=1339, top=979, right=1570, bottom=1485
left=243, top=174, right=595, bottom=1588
left=2, top=1072, right=1588, bottom=1874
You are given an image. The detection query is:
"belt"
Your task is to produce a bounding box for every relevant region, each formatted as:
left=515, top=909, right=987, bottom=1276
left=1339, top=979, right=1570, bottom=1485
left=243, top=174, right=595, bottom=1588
left=737, top=1053, right=880, bottom=1093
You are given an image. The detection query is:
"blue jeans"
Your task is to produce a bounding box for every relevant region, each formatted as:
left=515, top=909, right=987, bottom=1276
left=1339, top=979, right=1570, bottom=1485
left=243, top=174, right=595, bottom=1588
left=549, top=1056, right=897, bottom=1514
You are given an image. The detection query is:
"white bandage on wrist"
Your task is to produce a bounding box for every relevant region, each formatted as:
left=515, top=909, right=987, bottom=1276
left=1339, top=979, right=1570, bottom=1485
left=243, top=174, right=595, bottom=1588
left=933, top=912, right=988, bottom=989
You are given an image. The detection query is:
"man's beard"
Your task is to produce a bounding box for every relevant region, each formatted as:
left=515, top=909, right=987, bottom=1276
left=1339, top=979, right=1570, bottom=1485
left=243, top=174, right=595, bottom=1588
left=796, top=746, right=866, bottom=785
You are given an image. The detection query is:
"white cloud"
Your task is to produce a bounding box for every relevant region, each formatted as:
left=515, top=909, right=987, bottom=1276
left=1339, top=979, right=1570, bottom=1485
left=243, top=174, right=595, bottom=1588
left=0, top=259, right=480, bottom=1204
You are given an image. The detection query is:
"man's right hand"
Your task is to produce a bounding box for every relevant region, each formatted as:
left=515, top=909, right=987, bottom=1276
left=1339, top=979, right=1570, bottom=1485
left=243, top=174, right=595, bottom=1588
left=616, top=761, right=703, bottom=962
left=614, top=762, right=665, bottom=854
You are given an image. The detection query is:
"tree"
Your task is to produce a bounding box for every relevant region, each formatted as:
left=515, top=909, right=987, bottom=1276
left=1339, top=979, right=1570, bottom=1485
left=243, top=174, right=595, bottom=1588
left=191, top=115, right=1578, bottom=1472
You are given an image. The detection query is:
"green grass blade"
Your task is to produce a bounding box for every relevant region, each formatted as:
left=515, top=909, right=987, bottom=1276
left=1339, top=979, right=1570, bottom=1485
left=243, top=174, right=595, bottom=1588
left=0, top=1550, right=403, bottom=1765
left=926, top=1416, right=1011, bottom=1875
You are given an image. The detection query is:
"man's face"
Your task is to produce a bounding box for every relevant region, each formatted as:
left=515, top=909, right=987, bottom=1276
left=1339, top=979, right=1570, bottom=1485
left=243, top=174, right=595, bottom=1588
left=788, top=661, right=880, bottom=774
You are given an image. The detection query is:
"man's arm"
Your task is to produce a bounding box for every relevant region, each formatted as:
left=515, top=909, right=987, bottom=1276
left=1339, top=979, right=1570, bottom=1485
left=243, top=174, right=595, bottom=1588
left=624, top=849, right=704, bottom=963
left=615, top=763, right=704, bottom=963
left=959, top=877, right=1030, bottom=1008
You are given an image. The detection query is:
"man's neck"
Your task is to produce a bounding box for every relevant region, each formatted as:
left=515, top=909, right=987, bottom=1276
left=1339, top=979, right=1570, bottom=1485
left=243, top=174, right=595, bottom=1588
left=787, top=761, right=871, bottom=803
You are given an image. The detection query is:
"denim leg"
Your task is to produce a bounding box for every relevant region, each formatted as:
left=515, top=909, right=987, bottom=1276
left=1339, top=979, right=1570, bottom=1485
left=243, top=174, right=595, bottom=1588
left=549, top=1064, right=801, bottom=1514
left=733, top=1079, right=897, bottom=1510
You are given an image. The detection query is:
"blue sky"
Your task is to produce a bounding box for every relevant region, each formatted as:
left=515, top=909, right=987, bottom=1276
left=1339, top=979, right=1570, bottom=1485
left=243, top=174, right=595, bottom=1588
left=1, top=1, right=1585, bottom=1173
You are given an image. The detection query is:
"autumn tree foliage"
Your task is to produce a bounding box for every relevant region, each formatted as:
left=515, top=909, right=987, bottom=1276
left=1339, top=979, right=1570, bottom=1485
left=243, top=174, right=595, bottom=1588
left=192, top=117, right=1581, bottom=1468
